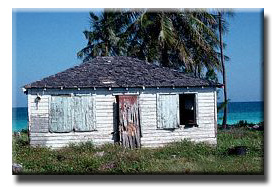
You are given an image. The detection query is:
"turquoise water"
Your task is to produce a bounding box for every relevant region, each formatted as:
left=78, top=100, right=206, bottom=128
left=12, top=101, right=264, bottom=132
left=217, top=101, right=264, bottom=124
left=12, top=107, right=28, bottom=132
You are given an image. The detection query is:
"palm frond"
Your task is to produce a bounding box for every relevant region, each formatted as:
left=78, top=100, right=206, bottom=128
left=158, top=13, right=177, bottom=47
left=217, top=99, right=230, bottom=113
left=188, top=13, right=219, bottom=45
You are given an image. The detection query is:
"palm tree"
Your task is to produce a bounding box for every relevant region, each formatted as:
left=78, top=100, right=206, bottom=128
left=78, top=9, right=222, bottom=72
left=214, top=9, right=233, bottom=129
left=122, top=9, right=223, bottom=75
left=78, top=9, right=234, bottom=89
left=218, top=11, right=228, bottom=129
left=77, top=10, right=124, bottom=61
left=77, top=9, right=143, bottom=62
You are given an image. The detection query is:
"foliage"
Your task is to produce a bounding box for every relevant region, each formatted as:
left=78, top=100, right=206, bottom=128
left=205, top=69, right=218, bottom=83
left=13, top=124, right=263, bottom=174
left=77, top=9, right=233, bottom=79
left=217, top=99, right=230, bottom=113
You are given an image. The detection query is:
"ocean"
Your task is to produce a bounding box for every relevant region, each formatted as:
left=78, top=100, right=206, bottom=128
left=217, top=101, right=264, bottom=125
left=12, top=107, right=29, bottom=132
left=12, top=101, right=264, bottom=132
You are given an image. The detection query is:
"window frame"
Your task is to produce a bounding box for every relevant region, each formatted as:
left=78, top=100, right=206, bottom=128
left=178, top=92, right=198, bottom=127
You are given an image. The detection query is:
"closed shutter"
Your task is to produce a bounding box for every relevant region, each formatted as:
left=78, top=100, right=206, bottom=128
left=74, top=96, right=96, bottom=132
left=72, top=96, right=84, bottom=131
left=157, top=94, right=179, bottom=129
left=49, top=95, right=96, bottom=133
left=49, top=96, right=73, bottom=133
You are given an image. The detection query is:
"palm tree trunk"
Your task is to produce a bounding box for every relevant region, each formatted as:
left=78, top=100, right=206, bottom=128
left=198, top=64, right=201, bottom=78
left=105, top=43, right=109, bottom=56
left=194, top=65, right=198, bottom=77
left=161, top=43, right=169, bottom=67
left=218, top=12, right=228, bottom=129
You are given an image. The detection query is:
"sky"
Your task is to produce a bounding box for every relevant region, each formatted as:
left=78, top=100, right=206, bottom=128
left=12, top=9, right=263, bottom=107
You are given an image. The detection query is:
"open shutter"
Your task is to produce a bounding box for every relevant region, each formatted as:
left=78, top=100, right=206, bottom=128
left=195, top=93, right=198, bottom=126
left=74, top=96, right=96, bottom=132
left=49, top=96, right=73, bottom=133
left=157, top=94, right=179, bottom=129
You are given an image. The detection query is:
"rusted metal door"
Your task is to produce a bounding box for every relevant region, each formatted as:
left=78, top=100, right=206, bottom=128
left=118, top=95, right=141, bottom=148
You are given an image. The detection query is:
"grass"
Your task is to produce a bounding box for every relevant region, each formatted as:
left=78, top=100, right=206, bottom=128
left=12, top=126, right=264, bottom=174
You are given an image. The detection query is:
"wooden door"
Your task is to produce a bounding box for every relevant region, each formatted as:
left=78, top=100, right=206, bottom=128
left=118, top=95, right=141, bottom=148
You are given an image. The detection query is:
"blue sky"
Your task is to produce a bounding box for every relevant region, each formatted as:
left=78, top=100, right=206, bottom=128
left=219, top=10, right=263, bottom=103
left=12, top=9, right=263, bottom=107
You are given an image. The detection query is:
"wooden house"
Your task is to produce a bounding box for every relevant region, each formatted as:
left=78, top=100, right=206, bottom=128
left=23, top=56, right=221, bottom=149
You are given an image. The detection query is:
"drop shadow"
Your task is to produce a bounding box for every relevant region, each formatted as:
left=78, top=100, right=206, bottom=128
left=15, top=174, right=265, bottom=183
left=262, top=13, right=268, bottom=183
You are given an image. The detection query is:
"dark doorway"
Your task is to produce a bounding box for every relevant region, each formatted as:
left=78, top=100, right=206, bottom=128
left=179, top=94, right=197, bottom=127
left=113, top=99, right=120, bottom=143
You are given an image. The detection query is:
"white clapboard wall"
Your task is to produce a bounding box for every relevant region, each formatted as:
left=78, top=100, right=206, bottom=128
left=28, top=94, right=114, bottom=148
left=139, top=91, right=217, bottom=148
left=28, top=87, right=217, bottom=148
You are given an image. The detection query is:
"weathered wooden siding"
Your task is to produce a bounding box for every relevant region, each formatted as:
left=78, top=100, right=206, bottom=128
left=28, top=87, right=217, bottom=148
left=28, top=95, right=50, bottom=134
left=139, top=91, right=217, bottom=148
left=28, top=94, right=114, bottom=148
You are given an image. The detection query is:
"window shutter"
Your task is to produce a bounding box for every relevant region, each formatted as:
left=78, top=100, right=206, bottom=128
left=73, top=96, right=84, bottom=131
left=74, top=96, right=96, bottom=132
left=195, top=93, right=198, bottom=126
left=157, top=94, right=179, bottom=129
left=49, top=95, right=96, bottom=132
left=49, top=96, right=73, bottom=133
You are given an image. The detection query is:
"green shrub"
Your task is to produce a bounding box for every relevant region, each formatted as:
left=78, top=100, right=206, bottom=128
left=12, top=127, right=263, bottom=174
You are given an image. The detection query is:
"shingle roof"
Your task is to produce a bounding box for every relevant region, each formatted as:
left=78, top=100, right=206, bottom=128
left=24, top=56, right=221, bottom=89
